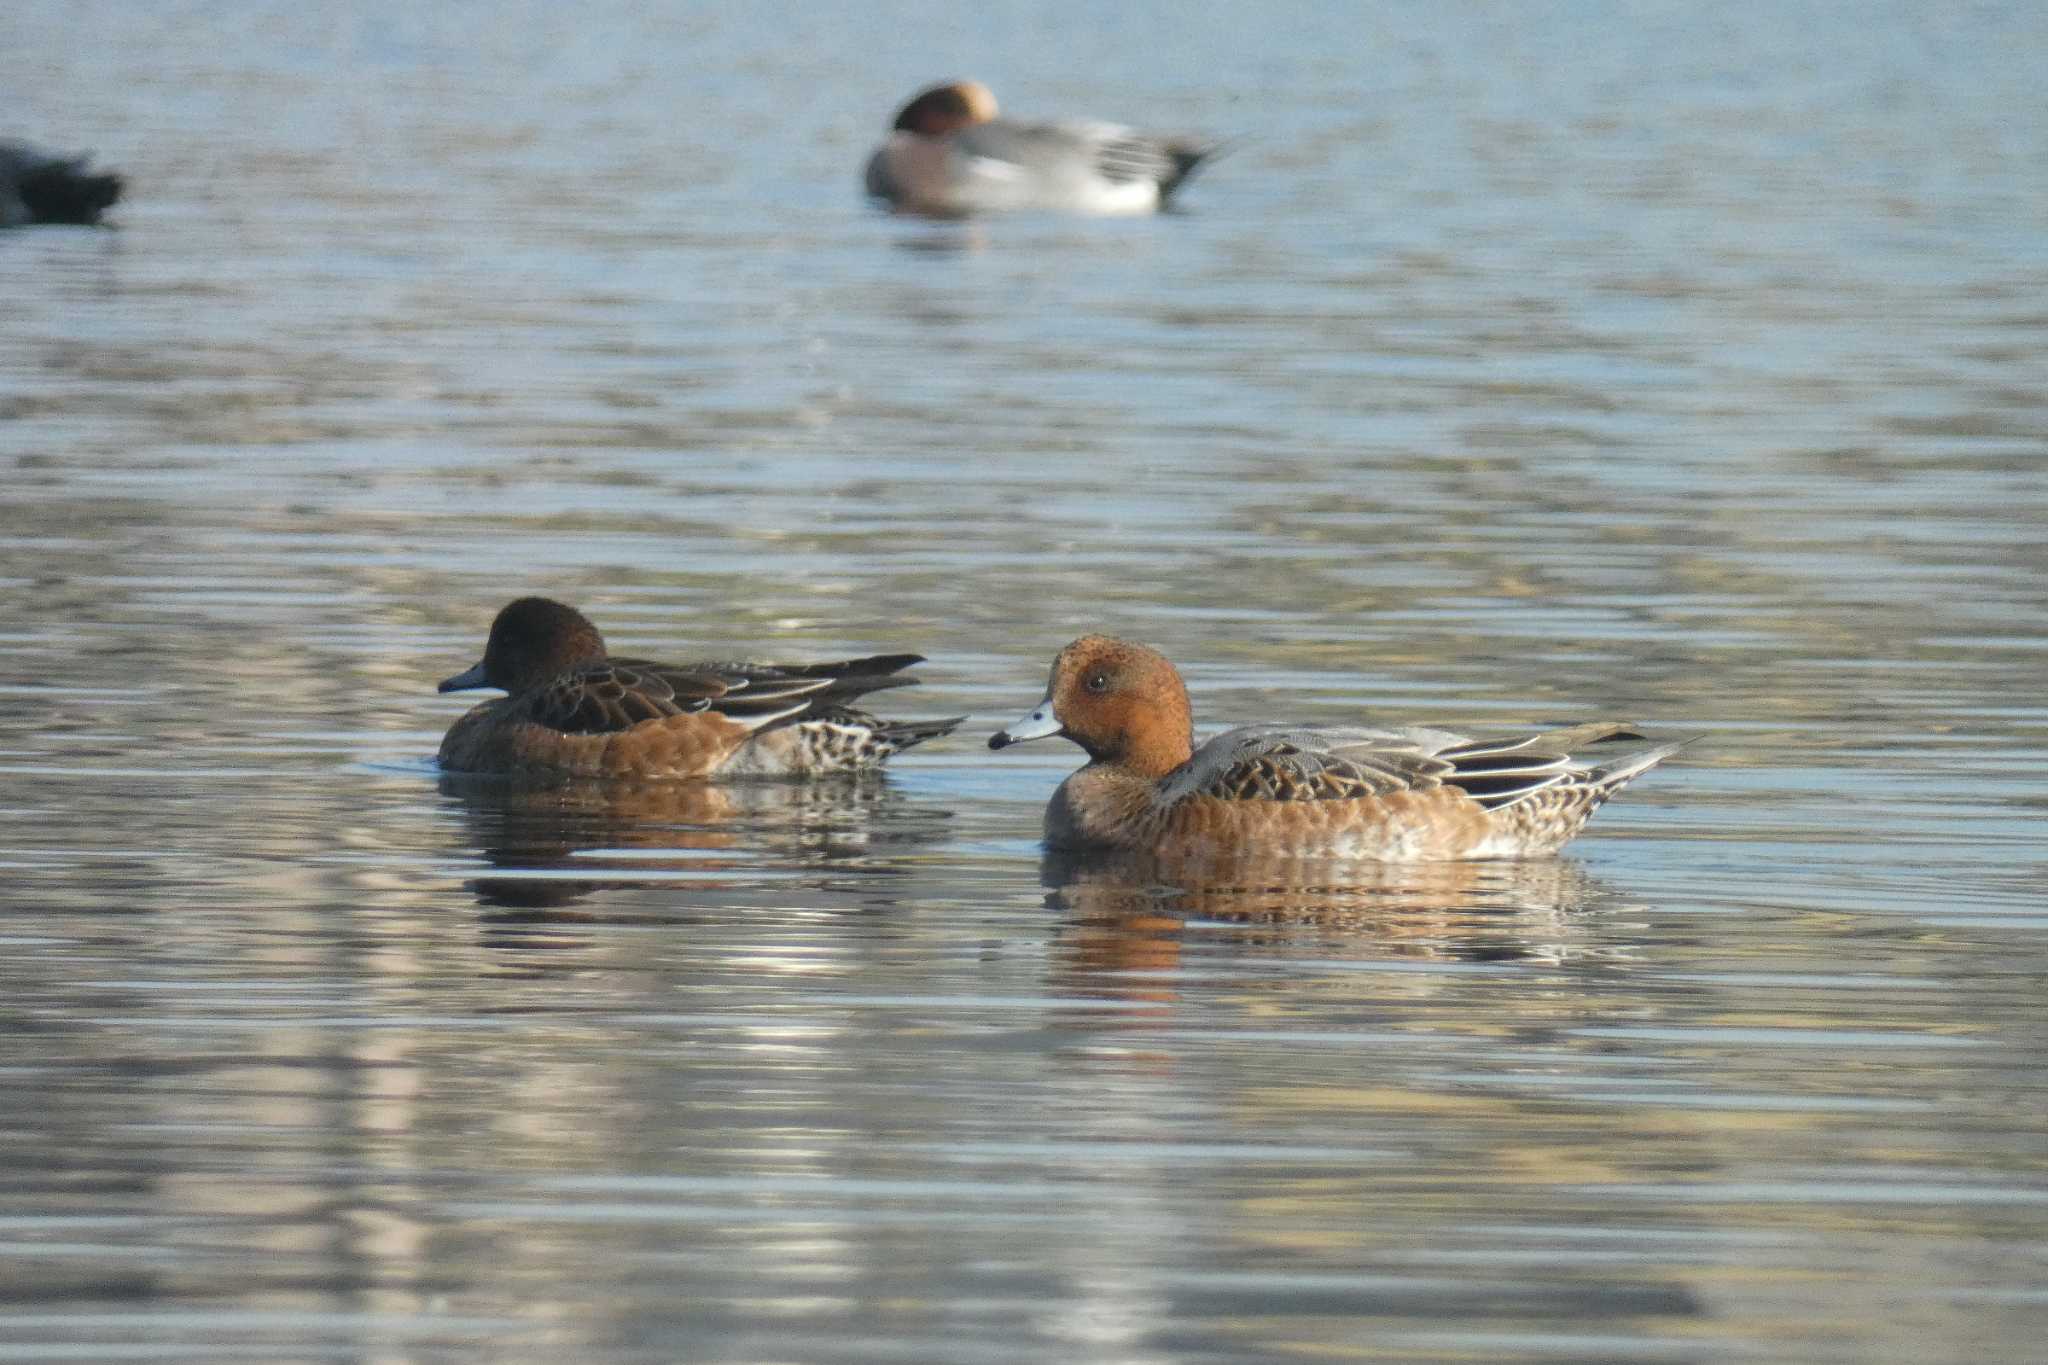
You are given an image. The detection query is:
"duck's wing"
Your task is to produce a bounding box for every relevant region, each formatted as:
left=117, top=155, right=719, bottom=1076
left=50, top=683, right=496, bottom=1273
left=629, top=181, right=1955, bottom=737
left=955, top=119, right=1208, bottom=190
left=691, top=653, right=928, bottom=716
left=526, top=653, right=929, bottom=737
left=1088, top=128, right=1215, bottom=195
left=952, top=119, right=1093, bottom=168
left=1161, top=724, right=1625, bottom=810
left=718, top=652, right=925, bottom=687
left=524, top=661, right=824, bottom=736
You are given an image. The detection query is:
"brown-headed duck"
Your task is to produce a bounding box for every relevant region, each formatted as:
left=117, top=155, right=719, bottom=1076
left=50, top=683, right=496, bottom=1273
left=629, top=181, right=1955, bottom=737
left=438, top=597, right=962, bottom=779
left=990, top=635, right=1687, bottom=860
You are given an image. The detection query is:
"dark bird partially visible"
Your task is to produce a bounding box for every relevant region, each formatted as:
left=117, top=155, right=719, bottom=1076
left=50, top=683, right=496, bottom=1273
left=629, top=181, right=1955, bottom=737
left=0, top=141, right=123, bottom=227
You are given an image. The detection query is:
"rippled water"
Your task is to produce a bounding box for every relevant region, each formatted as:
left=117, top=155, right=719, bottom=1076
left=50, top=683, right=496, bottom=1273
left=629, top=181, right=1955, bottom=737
left=5, top=1, right=2048, bottom=1360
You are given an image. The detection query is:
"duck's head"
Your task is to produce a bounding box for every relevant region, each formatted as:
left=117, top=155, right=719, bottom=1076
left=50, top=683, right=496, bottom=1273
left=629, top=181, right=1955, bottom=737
left=891, top=80, right=1000, bottom=136
left=439, top=596, right=608, bottom=694
left=989, top=634, right=1194, bottom=778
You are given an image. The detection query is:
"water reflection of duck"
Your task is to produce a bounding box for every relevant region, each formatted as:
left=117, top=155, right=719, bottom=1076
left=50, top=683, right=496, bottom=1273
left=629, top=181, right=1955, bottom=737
left=1046, top=848, right=1628, bottom=999
left=437, top=598, right=963, bottom=780
left=440, top=772, right=948, bottom=916
left=992, top=635, right=1687, bottom=860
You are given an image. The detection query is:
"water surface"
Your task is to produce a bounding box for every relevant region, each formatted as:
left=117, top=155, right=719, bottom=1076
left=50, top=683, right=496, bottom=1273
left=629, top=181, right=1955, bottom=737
left=5, top=2, right=2048, bottom=1360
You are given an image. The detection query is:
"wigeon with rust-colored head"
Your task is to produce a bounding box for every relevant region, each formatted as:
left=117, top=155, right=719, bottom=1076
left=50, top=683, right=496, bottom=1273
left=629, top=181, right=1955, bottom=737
left=864, top=80, right=1219, bottom=217
left=989, top=635, right=1688, bottom=860
left=437, top=597, right=962, bottom=780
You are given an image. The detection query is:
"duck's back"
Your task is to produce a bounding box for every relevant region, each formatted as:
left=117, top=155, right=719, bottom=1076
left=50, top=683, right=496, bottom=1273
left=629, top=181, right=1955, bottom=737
left=439, top=652, right=952, bottom=779
left=1060, top=722, right=1682, bottom=860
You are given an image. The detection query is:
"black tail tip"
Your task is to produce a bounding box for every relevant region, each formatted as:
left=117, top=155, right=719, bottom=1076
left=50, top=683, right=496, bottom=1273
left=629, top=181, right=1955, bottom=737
left=889, top=715, right=968, bottom=750
left=1160, top=138, right=1231, bottom=203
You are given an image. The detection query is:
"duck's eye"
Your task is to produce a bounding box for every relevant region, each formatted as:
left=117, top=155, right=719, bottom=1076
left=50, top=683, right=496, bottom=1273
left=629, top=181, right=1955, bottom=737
left=1085, top=671, right=1111, bottom=694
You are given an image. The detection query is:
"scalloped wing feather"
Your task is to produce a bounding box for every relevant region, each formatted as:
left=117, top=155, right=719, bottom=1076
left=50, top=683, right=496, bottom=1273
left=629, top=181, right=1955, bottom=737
left=523, top=662, right=833, bottom=736
left=1163, top=725, right=1623, bottom=811
left=1164, top=727, right=1452, bottom=805
left=528, top=663, right=699, bottom=734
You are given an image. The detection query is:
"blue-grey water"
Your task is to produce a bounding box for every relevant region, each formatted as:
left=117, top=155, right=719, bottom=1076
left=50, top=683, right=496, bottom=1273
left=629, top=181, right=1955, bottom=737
left=5, top=1, right=2047, bottom=1360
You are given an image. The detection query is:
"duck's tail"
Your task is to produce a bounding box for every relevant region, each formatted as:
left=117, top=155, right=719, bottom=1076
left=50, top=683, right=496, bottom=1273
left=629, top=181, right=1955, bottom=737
left=16, top=152, right=122, bottom=225
left=1158, top=137, right=1228, bottom=204
left=1586, top=736, right=1696, bottom=792
left=1473, top=729, right=1695, bottom=855
left=867, top=714, right=968, bottom=756
left=791, top=711, right=967, bottom=772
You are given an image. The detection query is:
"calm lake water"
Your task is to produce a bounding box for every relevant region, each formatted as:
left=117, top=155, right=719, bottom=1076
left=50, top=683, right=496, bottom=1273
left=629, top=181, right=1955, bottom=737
left=5, top=1, right=2048, bottom=1360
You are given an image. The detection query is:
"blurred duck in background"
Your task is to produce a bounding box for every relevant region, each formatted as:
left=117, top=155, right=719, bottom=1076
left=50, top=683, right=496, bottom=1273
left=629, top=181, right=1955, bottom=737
left=0, top=141, right=122, bottom=227
left=865, top=80, right=1218, bottom=217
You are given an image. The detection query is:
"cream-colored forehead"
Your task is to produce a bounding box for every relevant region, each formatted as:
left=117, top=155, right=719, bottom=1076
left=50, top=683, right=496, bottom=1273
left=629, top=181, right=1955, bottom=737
left=904, top=80, right=998, bottom=124
left=951, top=80, right=998, bottom=121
